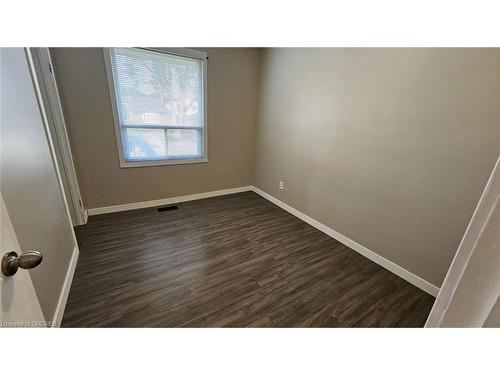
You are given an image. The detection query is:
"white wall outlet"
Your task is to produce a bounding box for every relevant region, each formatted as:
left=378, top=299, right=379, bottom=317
left=279, top=181, right=284, bottom=190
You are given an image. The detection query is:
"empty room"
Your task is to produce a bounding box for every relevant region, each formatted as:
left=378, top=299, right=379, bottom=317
left=2, top=46, right=499, bottom=330
left=3, top=1, right=500, bottom=372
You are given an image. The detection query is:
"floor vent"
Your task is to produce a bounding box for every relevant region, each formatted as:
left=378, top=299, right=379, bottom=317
left=157, top=205, right=178, bottom=212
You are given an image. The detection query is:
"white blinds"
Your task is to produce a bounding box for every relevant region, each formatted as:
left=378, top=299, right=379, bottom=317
left=108, top=48, right=205, bottom=162
left=110, top=48, right=203, bottom=128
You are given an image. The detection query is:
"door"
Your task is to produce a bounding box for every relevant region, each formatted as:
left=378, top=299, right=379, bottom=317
left=1, top=48, right=79, bottom=327
left=0, top=192, right=45, bottom=326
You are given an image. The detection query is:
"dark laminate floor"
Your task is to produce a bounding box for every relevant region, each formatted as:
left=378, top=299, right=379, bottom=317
left=62, top=192, right=435, bottom=327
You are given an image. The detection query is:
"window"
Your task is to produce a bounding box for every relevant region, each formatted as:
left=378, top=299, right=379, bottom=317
left=104, top=48, right=207, bottom=167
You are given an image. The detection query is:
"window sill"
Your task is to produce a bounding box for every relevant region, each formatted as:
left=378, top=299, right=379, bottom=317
left=119, top=157, right=208, bottom=168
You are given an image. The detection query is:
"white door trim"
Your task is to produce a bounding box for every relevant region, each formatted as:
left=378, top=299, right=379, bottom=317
left=29, top=48, right=87, bottom=226
left=425, top=155, right=500, bottom=327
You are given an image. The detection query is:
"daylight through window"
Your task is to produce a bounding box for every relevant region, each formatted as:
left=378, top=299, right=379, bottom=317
left=106, top=48, right=207, bottom=167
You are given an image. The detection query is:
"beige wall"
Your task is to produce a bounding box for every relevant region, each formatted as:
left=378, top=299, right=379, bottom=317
left=254, top=48, right=500, bottom=287
left=51, top=48, right=261, bottom=209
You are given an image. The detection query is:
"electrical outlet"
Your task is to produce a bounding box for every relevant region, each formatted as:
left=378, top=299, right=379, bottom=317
left=279, top=181, right=284, bottom=190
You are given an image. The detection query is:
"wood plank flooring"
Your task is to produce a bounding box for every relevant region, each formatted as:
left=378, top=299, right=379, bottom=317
left=62, top=192, right=435, bottom=327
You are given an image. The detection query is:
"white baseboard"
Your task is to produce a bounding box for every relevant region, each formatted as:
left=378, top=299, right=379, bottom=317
left=88, top=186, right=253, bottom=216
left=251, top=186, right=440, bottom=297
left=52, top=246, right=79, bottom=327
left=86, top=184, right=438, bottom=296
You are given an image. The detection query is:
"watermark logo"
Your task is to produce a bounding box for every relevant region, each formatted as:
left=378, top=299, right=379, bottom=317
left=0, top=320, right=53, bottom=327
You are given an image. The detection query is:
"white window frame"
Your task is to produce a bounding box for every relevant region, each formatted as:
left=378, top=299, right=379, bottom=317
left=104, top=47, right=208, bottom=168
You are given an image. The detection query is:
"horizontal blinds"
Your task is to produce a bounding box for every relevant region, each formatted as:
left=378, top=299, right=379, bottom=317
left=110, top=48, right=203, bottom=129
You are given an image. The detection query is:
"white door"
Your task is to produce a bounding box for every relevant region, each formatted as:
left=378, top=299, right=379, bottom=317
left=1, top=48, right=78, bottom=327
left=0, top=192, right=45, bottom=326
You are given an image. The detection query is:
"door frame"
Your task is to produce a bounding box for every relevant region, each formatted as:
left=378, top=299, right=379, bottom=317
left=425, top=155, right=500, bottom=327
left=25, top=48, right=80, bottom=326
left=29, top=48, right=87, bottom=226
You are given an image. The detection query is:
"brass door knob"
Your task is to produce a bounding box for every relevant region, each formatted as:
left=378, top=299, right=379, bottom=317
left=1, top=251, right=43, bottom=277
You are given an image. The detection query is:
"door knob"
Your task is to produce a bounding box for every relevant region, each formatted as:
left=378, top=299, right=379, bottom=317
left=1, top=251, right=43, bottom=277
